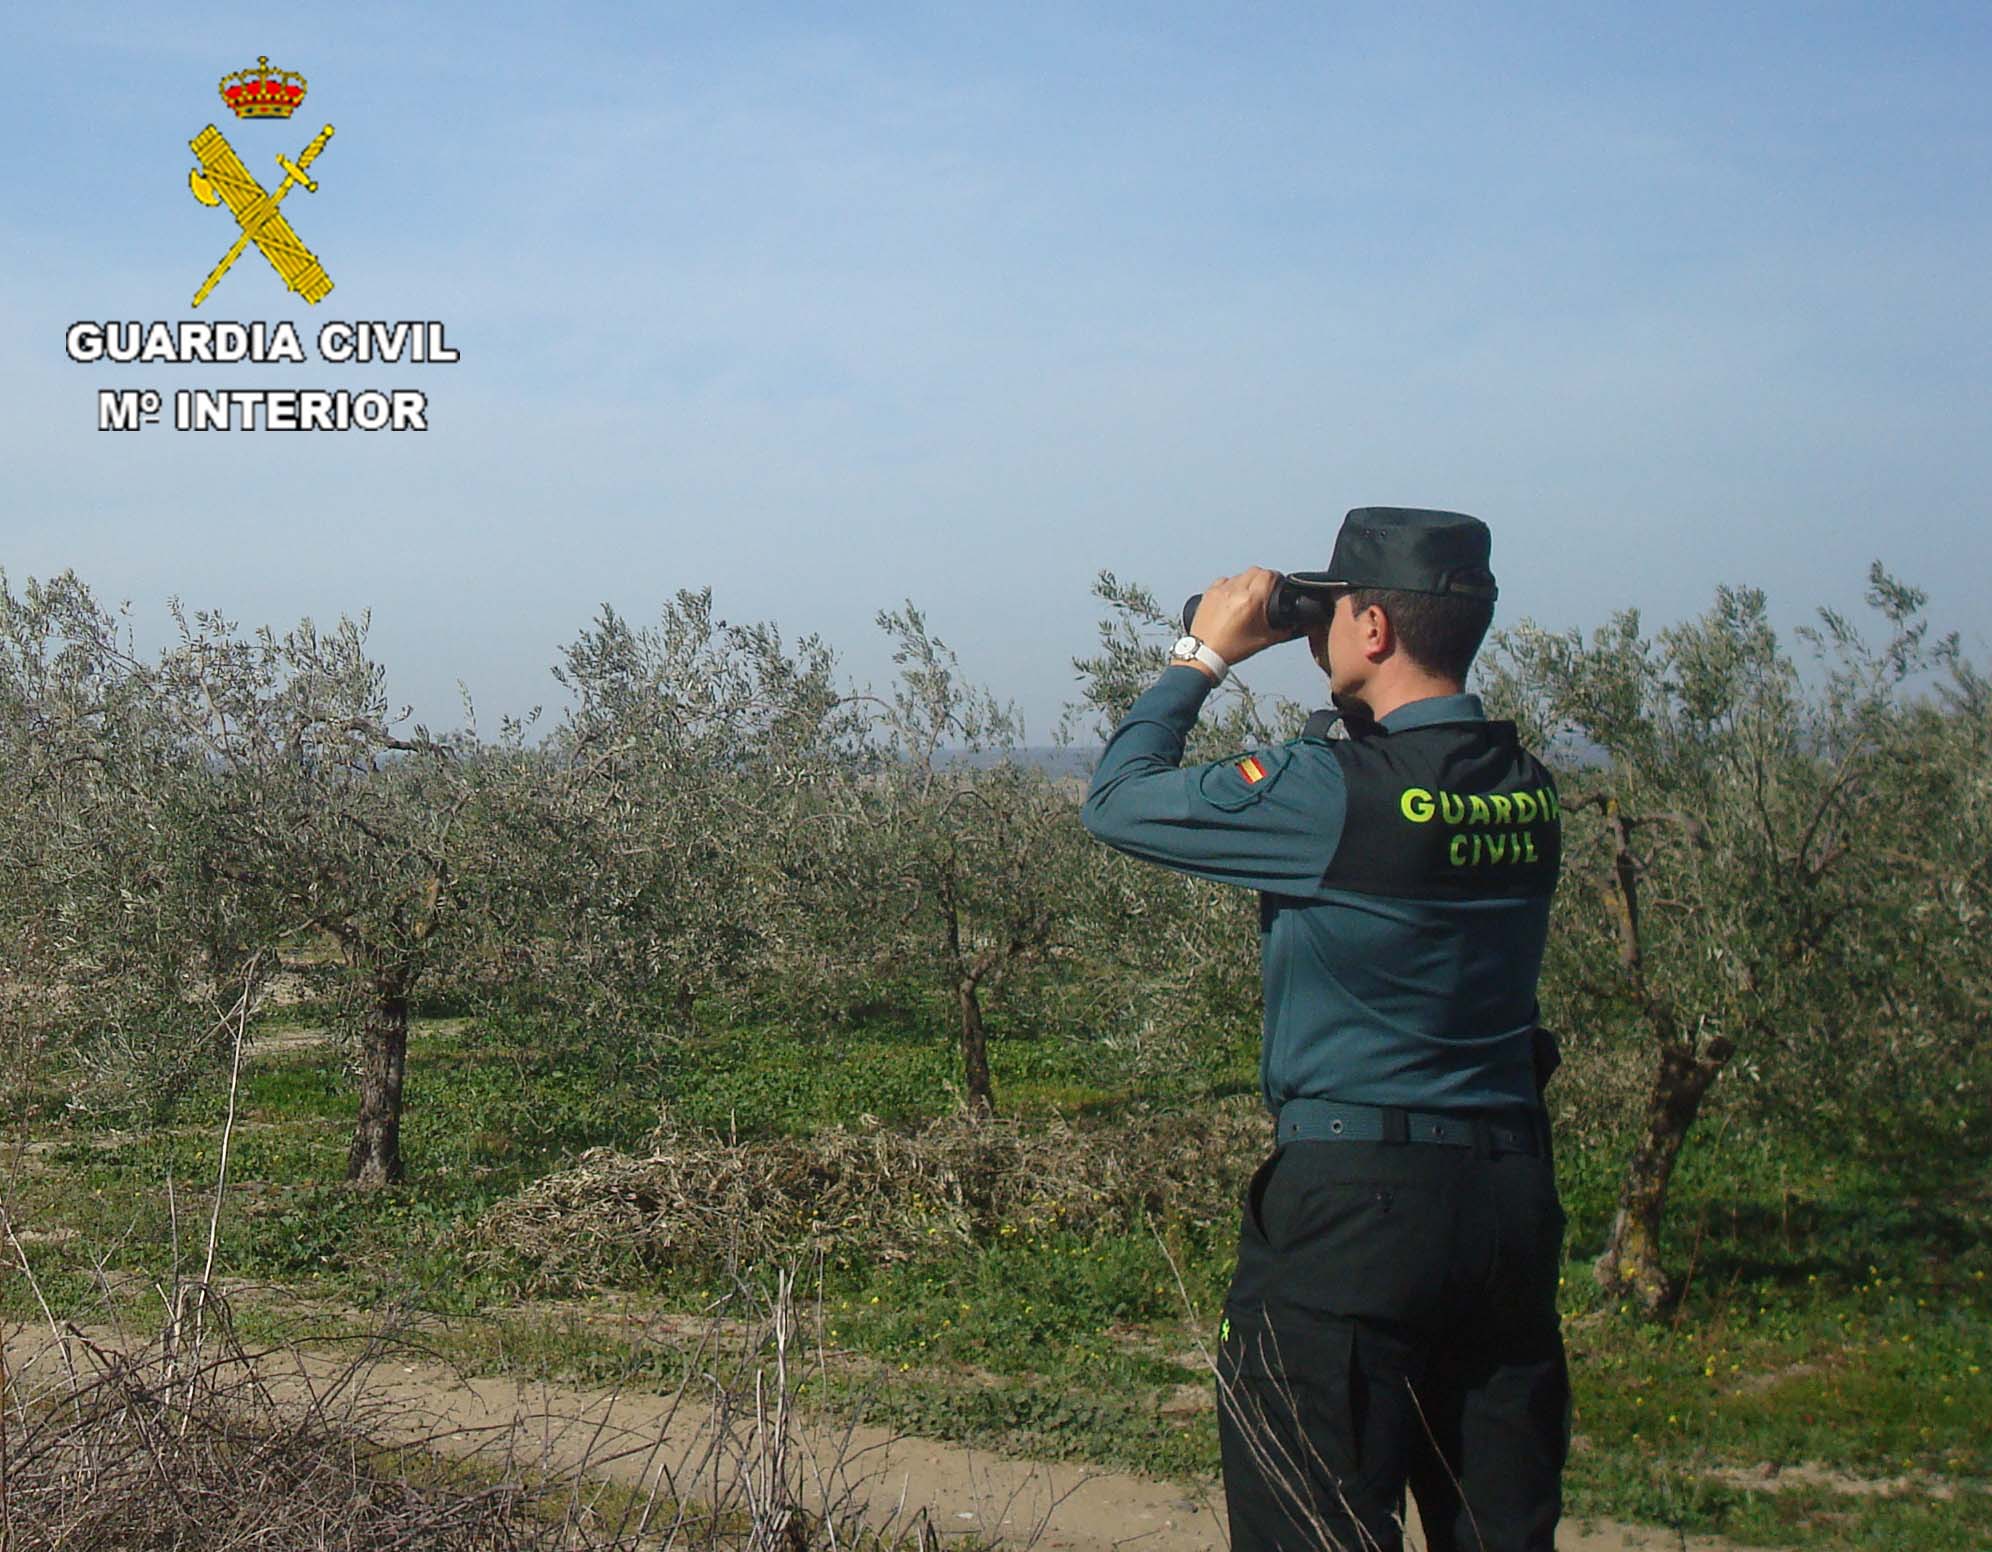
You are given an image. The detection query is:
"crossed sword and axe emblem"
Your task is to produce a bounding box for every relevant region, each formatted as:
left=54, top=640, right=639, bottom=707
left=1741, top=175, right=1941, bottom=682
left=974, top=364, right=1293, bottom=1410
left=187, top=122, right=335, bottom=306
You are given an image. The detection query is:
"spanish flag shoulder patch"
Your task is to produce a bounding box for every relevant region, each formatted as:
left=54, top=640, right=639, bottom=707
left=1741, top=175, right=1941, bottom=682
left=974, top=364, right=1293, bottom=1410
left=1236, top=755, right=1267, bottom=785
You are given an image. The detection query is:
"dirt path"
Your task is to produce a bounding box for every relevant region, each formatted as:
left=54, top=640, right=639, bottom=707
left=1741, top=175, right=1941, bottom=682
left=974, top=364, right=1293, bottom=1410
left=4, top=1320, right=1740, bottom=1551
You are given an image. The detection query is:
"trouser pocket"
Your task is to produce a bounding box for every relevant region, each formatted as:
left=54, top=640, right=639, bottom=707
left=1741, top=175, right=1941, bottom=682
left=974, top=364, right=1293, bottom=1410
left=1241, top=1147, right=1284, bottom=1243
left=1216, top=1305, right=1413, bottom=1552
left=1409, top=1337, right=1569, bottom=1552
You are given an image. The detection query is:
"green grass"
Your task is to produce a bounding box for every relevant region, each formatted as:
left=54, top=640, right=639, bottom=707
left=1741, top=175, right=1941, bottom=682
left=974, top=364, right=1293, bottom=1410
left=8, top=998, right=1989, bottom=1550
left=1546, top=1108, right=1992, bottom=1548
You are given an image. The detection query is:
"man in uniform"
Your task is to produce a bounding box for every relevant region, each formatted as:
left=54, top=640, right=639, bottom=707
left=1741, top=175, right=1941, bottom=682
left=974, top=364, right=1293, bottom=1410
left=1080, top=509, right=1566, bottom=1552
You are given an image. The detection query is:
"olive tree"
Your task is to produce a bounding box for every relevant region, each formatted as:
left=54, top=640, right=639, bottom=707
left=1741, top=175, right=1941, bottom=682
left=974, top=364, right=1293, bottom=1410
left=1481, top=565, right=1975, bottom=1308
left=1891, top=652, right=1991, bottom=1016
left=0, top=572, right=271, bottom=1116
left=133, top=602, right=499, bottom=1186
left=462, top=589, right=861, bottom=1035
left=822, top=605, right=1102, bottom=1115
left=3, top=587, right=498, bottom=1185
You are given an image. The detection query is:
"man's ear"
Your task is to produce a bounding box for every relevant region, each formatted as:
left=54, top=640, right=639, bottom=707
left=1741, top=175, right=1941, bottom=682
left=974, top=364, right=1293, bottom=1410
left=1360, top=601, right=1394, bottom=662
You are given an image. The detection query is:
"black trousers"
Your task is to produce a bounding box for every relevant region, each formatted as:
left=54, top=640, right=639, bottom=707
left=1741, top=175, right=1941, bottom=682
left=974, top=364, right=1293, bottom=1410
left=1215, top=1135, right=1569, bottom=1552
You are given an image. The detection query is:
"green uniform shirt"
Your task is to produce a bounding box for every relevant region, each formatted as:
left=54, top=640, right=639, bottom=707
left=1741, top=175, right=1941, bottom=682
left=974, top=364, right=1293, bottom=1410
left=1082, top=665, right=1548, bottom=1116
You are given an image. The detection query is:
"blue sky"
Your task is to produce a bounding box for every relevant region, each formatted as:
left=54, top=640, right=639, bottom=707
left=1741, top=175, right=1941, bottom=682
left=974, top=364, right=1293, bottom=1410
left=4, top=2, right=1987, bottom=739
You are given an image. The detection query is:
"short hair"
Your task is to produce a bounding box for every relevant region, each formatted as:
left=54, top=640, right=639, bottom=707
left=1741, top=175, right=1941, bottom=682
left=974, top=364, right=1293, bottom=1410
left=1344, top=587, right=1494, bottom=683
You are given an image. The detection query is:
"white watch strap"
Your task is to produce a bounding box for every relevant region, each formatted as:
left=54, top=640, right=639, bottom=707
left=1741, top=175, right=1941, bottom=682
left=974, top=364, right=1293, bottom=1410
left=1174, top=637, right=1230, bottom=684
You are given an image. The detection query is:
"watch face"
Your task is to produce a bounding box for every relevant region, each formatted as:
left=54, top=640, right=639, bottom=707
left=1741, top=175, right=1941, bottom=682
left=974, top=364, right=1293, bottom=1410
left=1172, top=635, right=1200, bottom=658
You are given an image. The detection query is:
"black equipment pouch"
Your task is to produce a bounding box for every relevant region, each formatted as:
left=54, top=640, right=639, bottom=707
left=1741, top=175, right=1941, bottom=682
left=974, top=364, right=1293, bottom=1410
left=1528, top=1026, right=1561, bottom=1167
left=1530, top=1025, right=1561, bottom=1095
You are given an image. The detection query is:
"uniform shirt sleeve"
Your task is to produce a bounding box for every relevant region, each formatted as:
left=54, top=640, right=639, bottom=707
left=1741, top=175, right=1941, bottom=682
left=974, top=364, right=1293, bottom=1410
left=1080, top=665, right=1346, bottom=893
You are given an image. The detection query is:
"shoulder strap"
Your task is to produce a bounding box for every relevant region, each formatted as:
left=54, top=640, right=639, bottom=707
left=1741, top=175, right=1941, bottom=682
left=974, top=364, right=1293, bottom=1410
left=1300, top=708, right=1381, bottom=742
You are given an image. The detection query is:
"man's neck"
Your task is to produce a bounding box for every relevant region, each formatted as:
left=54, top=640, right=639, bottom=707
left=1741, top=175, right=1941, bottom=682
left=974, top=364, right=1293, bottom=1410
left=1346, top=671, right=1466, bottom=724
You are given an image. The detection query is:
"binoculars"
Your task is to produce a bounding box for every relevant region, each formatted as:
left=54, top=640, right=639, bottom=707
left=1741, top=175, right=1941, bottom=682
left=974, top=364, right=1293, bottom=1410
left=1181, top=575, right=1339, bottom=637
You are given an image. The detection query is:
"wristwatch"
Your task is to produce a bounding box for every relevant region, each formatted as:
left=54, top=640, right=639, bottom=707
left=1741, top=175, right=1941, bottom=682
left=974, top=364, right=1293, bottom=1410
left=1170, top=634, right=1229, bottom=684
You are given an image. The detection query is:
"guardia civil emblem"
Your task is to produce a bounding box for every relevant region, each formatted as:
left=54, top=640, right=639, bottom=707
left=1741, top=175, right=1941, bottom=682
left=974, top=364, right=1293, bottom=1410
left=187, top=56, right=335, bottom=307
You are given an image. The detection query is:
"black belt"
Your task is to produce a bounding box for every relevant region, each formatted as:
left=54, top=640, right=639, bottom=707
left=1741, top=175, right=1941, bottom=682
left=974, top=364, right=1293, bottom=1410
left=1276, top=1097, right=1541, bottom=1156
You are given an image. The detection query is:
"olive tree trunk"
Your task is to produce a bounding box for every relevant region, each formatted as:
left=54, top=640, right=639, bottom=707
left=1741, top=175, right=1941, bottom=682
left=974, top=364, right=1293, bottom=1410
left=957, top=977, right=995, bottom=1116
left=1593, top=1035, right=1734, bottom=1309
left=347, top=975, right=411, bottom=1187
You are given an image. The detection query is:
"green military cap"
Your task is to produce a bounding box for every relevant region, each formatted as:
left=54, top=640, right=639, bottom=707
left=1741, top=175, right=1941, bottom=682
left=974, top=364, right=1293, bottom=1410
left=1289, top=507, right=1499, bottom=600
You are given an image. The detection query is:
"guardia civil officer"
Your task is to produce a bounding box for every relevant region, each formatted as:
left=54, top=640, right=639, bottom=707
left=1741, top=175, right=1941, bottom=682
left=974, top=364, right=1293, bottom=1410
left=1080, top=510, right=1567, bottom=1552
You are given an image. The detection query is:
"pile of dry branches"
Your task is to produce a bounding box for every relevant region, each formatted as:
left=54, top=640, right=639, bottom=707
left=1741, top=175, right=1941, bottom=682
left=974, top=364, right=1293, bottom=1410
left=0, top=1280, right=1025, bottom=1551
left=0, top=1300, right=560, bottom=1550
left=465, top=1098, right=1271, bottom=1292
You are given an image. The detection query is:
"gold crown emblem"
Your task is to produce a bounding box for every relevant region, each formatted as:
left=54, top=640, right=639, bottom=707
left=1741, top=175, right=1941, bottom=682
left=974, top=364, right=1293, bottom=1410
left=218, top=56, right=307, bottom=120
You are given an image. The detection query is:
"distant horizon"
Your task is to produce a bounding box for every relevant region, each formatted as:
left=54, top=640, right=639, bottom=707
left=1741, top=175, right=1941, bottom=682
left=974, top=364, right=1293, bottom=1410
left=11, top=553, right=1975, bottom=755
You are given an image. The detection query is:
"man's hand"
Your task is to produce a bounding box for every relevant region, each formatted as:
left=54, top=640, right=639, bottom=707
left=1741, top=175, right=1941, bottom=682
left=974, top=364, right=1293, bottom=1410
left=1185, top=567, right=1297, bottom=669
